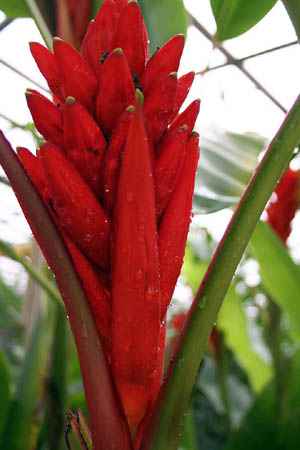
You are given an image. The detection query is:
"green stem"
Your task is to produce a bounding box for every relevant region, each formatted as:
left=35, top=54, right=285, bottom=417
left=282, top=0, right=300, bottom=42
left=142, top=96, right=300, bottom=450
left=24, top=0, right=53, bottom=49
left=0, top=132, right=132, bottom=450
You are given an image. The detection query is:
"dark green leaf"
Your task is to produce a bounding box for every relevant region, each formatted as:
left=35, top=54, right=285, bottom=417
left=1, top=314, right=47, bottom=450
left=0, top=0, right=31, bottom=18
left=0, top=350, right=10, bottom=444
left=250, top=220, right=300, bottom=339
left=139, top=0, right=187, bottom=53
left=226, top=350, right=300, bottom=450
left=210, top=0, right=278, bottom=41
left=44, top=302, right=68, bottom=450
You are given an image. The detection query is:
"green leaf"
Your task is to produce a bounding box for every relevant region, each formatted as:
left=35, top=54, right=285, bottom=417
left=0, top=0, right=31, bottom=17
left=0, top=351, right=10, bottom=444
left=210, top=0, right=278, bottom=41
left=139, top=0, right=187, bottom=53
left=195, top=132, right=266, bottom=214
left=44, top=301, right=68, bottom=450
left=250, top=220, right=300, bottom=339
left=1, top=314, right=47, bottom=450
left=217, top=285, right=273, bottom=392
left=226, top=350, right=300, bottom=450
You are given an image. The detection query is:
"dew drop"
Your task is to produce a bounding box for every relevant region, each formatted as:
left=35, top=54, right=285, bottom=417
left=126, top=190, right=133, bottom=203
left=198, top=295, right=207, bottom=310
left=84, top=233, right=92, bottom=242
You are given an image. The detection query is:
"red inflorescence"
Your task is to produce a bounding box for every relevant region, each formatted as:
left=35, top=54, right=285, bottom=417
left=19, top=0, right=200, bottom=439
left=266, top=167, right=299, bottom=244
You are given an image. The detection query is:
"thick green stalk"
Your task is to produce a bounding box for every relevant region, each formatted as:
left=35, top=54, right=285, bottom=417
left=142, top=96, right=300, bottom=450
left=24, top=0, right=53, bottom=49
left=0, top=132, right=132, bottom=450
left=282, top=0, right=300, bottom=42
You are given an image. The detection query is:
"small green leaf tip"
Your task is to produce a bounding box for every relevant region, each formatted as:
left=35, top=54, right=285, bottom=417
left=191, top=131, right=199, bottom=138
left=135, top=89, right=144, bottom=106
left=181, top=125, right=188, bottom=130
left=129, top=0, right=138, bottom=3
left=25, top=89, right=33, bottom=96
left=53, top=36, right=62, bottom=43
left=112, top=48, right=123, bottom=54
left=66, top=96, right=76, bottom=104
left=170, top=72, right=178, bottom=78
left=126, top=105, right=135, bottom=112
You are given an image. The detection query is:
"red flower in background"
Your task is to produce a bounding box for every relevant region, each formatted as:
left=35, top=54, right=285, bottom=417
left=266, top=167, right=299, bottom=244
left=17, top=0, right=200, bottom=440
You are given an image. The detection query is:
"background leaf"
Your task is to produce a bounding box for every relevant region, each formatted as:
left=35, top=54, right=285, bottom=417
left=139, top=0, right=187, bottom=52
left=225, top=350, right=300, bottom=450
left=210, top=0, right=278, bottom=41
left=0, top=0, right=30, bottom=17
left=250, top=220, right=300, bottom=339
left=194, top=132, right=266, bottom=214
left=217, top=285, right=273, bottom=392
left=1, top=313, right=47, bottom=450
left=0, top=350, right=10, bottom=443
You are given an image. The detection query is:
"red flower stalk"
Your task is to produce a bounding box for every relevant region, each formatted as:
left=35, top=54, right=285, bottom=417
left=10, top=0, right=200, bottom=442
left=266, top=167, right=299, bottom=244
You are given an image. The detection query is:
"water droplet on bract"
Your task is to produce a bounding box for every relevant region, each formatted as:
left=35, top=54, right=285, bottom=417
left=136, top=270, right=143, bottom=280
left=84, top=233, right=92, bottom=242
left=198, top=295, right=207, bottom=310
left=82, top=324, right=88, bottom=339
left=126, top=190, right=133, bottom=203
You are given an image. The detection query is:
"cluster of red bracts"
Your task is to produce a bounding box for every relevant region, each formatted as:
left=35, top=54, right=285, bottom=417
left=18, top=0, right=200, bottom=440
left=266, top=167, right=299, bottom=244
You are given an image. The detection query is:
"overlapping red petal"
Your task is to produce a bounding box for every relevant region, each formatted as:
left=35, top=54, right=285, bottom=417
left=111, top=94, right=160, bottom=436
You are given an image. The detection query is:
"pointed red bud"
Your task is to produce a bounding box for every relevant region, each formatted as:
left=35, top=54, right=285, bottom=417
left=82, top=0, right=119, bottom=76
left=102, top=105, right=135, bottom=214
left=111, top=1, right=148, bottom=75
left=29, top=42, right=65, bottom=103
left=111, top=91, right=160, bottom=436
left=62, top=97, right=107, bottom=195
left=143, top=72, right=177, bottom=146
left=155, top=125, right=188, bottom=220
left=53, top=37, right=98, bottom=111
left=113, top=0, right=128, bottom=12
left=170, top=71, right=195, bottom=121
left=167, top=98, right=200, bottom=138
left=25, top=90, right=64, bottom=148
left=158, top=132, right=200, bottom=319
left=140, top=34, right=184, bottom=93
left=96, top=48, right=135, bottom=135
left=40, top=143, right=111, bottom=269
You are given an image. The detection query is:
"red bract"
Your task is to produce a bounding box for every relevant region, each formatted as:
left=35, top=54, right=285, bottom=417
left=266, top=167, right=299, bottom=244
left=16, top=0, right=200, bottom=443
